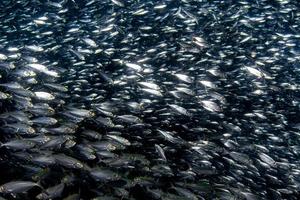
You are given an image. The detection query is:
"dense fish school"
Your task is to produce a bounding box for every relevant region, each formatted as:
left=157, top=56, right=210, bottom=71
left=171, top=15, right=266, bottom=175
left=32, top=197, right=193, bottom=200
left=0, top=0, right=299, bottom=199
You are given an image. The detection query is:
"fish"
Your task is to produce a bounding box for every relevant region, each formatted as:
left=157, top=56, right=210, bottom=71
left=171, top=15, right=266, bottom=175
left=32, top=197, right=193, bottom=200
left=30, top=117, right=58, bottom=126
left=1, top=139, right=35, bottom=151
left=116, top=115, right=142, bottom=124
left=36, top=183, right=65, bottom=200
left=34, top=92, right=55, bottom=101
left=26, top=63, right=59, bottom=77
left=53, top=154, right=84, bottom=169
left=125, top=63, right=143, bottom=72
left=106, top=134, right=131, bottom=146
left=200, top=100, right=221, bottom=113
left=155, top=144, right=167, bottom=162
left=82, top=38, right=97, bottom=48
left=0, top=0, right=299, bottom=199
left=111, top=0, right=124, bottom=7
left=89, top=168, right=120, bottom=182
left=168, top=104, right=191, bottom=116
left=0, top=181, right=40, bottom=194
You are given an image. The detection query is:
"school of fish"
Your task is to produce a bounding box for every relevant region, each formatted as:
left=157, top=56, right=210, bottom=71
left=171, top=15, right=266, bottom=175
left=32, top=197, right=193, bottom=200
left=0, top=0, right=299, bottom=199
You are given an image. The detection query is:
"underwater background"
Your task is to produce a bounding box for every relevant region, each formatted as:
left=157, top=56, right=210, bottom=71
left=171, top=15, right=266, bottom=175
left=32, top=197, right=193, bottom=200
left=0, top=0, right=299, bottom=199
